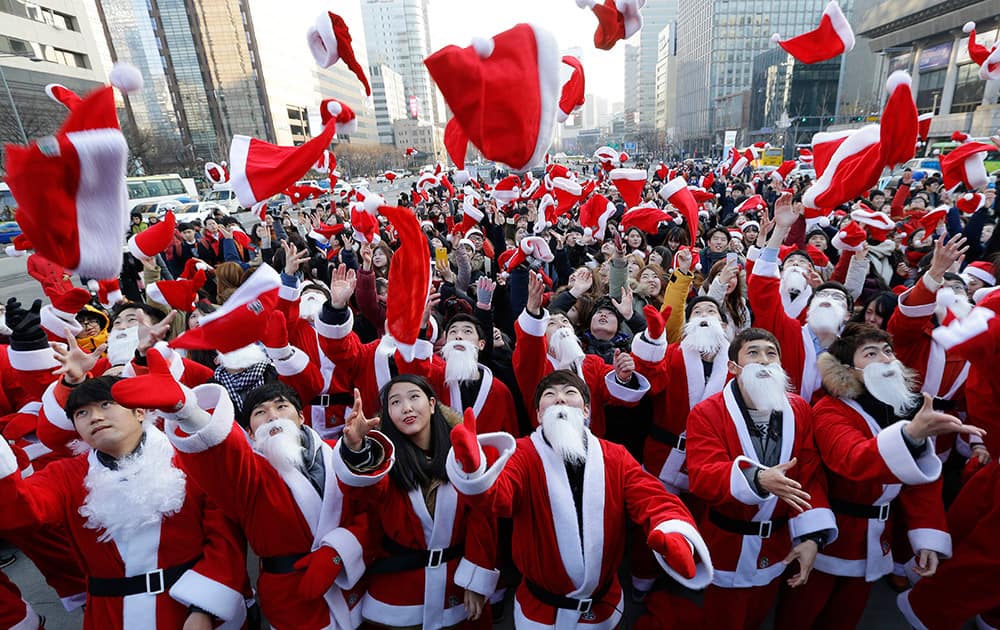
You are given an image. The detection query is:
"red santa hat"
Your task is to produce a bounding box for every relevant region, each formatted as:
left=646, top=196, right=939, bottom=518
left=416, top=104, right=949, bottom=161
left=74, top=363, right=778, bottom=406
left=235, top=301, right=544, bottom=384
left=798, top=147, right=814, bottom=164
left=850, top=207, right=895, bottom=241
left=654, top=162, right=669, bottom=181
left=204, top=161, right=229, bottom=185
left=89, top=277, right=123, bottom=309
left=128, top=211, right=176, bottom=260
left=306, top=11, right=372, bottom=95
left=383, top=171, right=398, bottom=183
left=771, top=160, right=797, bottom=185
left=831, top=221, right=867, bottom=251
left=404, top=147, right=419, bottom=157
left=578, top=194, right=616, bottom=240
left=804, top=206, right=832, bottom=230
left=879, top=72, right=918, bottom=170
left=609, top=168, right=647, bottom=207
left=673, top=245, right=701, bottom=272
left=688, top=187, right=716, bottom=203
left=349, top=206, right=381, bottom=245
left=146, top=270, right=207, bottom=313
left=575, top=0, right=644, bottom=50
left=917, top=113, right=933, bottom=144
left=964, top=261, right=997, bottom=287
left=455, top=199, right=484, bottom=236
left=500, top=235, right=555, bottom=272
left=658, top=177, right=699, bottom=244
left=620, top=206, right=671, bottom=235
left=320, top=99, right=358, bottom=136
left=941, top=141, right=995, bottom=191
left=771, top=1, right=854, bottom=64
left=179, top=257, right=211, bottom=281
left=533, top=193, right=561, bottom=234
left=963, top=22, right=1000, bottom=81
left=919, top=206, right=947, bottom=237
left=730, top=148, right=753, bottom=177
left=803, top=125, right=882, bottom=210
left=444, top=117, right=469, bottom=171
left=957, top=192, right=985, bottom=214
left=307, top=222, right=347, bottom=245
left=4, top=234, right=31, bottom=258
left=558, top=55, right=586, bottom=122
left=593, top=146, right=619, bottom=171
left=700, top=171, right=715, bottom=188
left=492, top=175, right=522, bottom=206
left=424, top=23, right=560, bottom=172
left=314, top=150, right=336, bottom=174
left=5, top=63, right=142, bottom=280
left=734, top=194, right=766, bottom=214
left=170, top=264, right=280, bottom=352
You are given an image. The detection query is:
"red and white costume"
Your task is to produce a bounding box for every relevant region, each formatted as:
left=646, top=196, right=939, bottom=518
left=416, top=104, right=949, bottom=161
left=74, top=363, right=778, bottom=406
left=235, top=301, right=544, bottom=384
left=446, top=428, right=713, bottom=629
left=333, top=433, right=498, bottom=628
left=512, top=309, right=650, bottom=437
left=164, top=384, right=369, bottom=629
left=439, top=364, right=519, bottom=435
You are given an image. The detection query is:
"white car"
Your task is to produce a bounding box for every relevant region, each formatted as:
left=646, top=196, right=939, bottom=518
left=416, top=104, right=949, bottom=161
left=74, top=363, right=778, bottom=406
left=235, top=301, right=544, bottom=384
left=202, top=185, right=242, bottom=214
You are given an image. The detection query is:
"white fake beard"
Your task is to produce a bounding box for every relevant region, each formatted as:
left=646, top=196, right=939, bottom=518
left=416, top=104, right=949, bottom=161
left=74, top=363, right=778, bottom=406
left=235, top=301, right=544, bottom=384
left=218, top=343, right=268, bottom=370
left=299, top=293, right=325, bottom=322
left=781, top=266, right=809, bottom=295
left=106, top=325, right=140, bottom=366
left=738, top=363, right=791, bottom=413
left=549, top=327, right=585, bottom=370
left=863, top=359, right=919, bottom=416
left=79, top=426, right=187, bottom=543
left=254, top=418, right=305, bottom=475
left=806, top=300, right=847, bottom=335
left=681, top=316, right=730, bottom=356
left=540, top=404, right=587, bottom=465
left=933, top=288, right=973, bottom=323
left=442, top=340, right=480, bottom=385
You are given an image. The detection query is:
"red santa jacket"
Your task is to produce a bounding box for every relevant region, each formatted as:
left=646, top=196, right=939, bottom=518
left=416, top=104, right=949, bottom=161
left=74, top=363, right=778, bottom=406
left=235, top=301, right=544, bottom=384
left=439, top=364, right=519, bottom=435
left=0, top=345, right=63, bottom=467
left=91, top=347, right=215, bottom=387
left=810, top=392, right=950, bottom=582
left=0, top=427, right=248, bottom=630
left=511, top=309, right=650, bottom=437
left=748, top=257, right=823, bottom=400
left=165, top=384, right=370, bottom=630
left=0, top=569, right=38, bottom=630
left=686, top=382, right=836, bottom=588
left=447, top=429, right=713, bottom=629
left=333, top=433, right=498, bottom=628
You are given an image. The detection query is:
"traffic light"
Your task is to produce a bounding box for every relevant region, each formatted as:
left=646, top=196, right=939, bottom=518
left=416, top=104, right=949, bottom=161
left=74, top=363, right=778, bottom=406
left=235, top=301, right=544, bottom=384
left=800, top=117, right=808, bottom=123
left=827, top=117, right=834, bottom=123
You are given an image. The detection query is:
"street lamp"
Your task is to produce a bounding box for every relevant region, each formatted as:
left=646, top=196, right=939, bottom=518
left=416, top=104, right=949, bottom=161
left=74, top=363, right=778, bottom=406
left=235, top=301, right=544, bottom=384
left=0, top=52, right=44, bottom=145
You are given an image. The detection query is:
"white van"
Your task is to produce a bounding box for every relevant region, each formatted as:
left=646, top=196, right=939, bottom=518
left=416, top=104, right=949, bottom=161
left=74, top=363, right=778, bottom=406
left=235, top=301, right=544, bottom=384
left=202, top=184, right=243, bottom=214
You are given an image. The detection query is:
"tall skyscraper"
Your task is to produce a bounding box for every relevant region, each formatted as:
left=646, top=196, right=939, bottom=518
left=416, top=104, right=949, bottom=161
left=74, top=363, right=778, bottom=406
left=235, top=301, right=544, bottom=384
left=371, top=63, right=406, bottom=144
left=624, top=43, right=640, bottom=135
left=655, top=24, right=676, bottom=135
left=637, top=0, right=675, bottom=132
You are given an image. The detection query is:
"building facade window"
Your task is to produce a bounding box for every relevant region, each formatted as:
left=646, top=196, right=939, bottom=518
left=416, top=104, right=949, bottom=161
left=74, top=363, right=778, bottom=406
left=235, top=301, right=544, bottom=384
left=951, top=63, right=986, bottom=113
left=915, top=68, right=946, bottom=113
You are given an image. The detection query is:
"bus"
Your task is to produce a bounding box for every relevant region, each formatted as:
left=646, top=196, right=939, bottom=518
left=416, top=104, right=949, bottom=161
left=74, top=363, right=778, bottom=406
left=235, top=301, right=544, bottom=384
left=925, top=140, right=1000, bottom=173
left=0, top=182, right=20, bottom=244
left=759, top=147, right=785, bottom=167
left=126, top=174, right=198, bottom=211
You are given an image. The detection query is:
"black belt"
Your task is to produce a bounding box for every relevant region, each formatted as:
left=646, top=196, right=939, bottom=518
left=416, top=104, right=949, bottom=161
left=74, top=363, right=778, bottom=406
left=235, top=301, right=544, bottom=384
left=932, top=397, right=957, bottom=412
left=88, top=558, right=197, bottom=597
left=709, top=510, right=788, bottom=539
left=648, top=425, right=686, bottom=451
left=260, top=552, right=308, bottom=574
left=368, top=535, right=464, bottom=574
left=525, top=578, right=612, bottom=615
left=830, top=498, right=890, bottom=521
left=310, top=392, right=354, bottom=408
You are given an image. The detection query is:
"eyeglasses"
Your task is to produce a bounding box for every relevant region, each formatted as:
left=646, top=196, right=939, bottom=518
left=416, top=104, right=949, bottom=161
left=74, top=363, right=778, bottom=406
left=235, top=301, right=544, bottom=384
left=815, top=290, right=848, bottom=303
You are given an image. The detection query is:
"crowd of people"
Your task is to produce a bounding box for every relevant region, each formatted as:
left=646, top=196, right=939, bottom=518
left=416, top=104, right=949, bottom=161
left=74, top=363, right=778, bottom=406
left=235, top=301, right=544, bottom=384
left=0, top=151, right=998, bottom=630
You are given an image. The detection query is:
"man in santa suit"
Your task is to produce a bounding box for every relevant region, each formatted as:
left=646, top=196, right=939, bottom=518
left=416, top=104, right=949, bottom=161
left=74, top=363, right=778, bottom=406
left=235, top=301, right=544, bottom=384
left=0, top=347, right=248, bottom=629
left=896, top=290, right=1000, bottom=629
left=749, top=193, right=852, bottom=401
left=776, top=323, right=977, bottom=630
left=512, top=271, right=650, bottom=437
left=685, top=327, right=836, bottom=629
left=446, top=369, right=713, bottom=629
left=135, top=347, right=370, bottom=630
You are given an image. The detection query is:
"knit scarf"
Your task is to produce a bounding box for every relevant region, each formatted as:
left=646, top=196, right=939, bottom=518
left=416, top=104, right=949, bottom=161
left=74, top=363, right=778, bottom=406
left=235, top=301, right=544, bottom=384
left=214, top=362, right=271, bottom=413
left=867, top=240, right=898, bottom=285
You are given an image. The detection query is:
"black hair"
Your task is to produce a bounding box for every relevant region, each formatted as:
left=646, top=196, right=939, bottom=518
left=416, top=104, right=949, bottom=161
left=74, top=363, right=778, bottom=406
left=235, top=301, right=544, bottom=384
left=782, top=249, right=814, bottom=268
left=534, top=369, right=591, bottom=409
left=728, top=327, right=781, bottom=362
left=684, top=295, right=727, bottom=323
left=943, top=272, right=967, bottom=288
left=809, top=281, right=854, bottom=313
left=852, top=291, right=898, bottom=330
left=828, top=322, right=893, bottom=367
left=378, top=375, right=450, bottom=493
left=109, top=301, right=165, bottom=326
left=239, top=381, right=303, bottom=428
left=444, top=313, right=484, bottom=341
left=65, top=376, right=123, bottom=419
left=705, top=226, right=731, bottom=243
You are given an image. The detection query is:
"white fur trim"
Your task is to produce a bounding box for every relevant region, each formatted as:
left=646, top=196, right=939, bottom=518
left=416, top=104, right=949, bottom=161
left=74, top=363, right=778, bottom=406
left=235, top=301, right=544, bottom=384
left=454, top=557, right=501, bottom=596
left=932, top=306, right=994, bottom=350
left=804, top=125, right=880, bottom=209
left=278, top=283, right=300, bottom=302
left=603, top=370, right=650, bottom=403
left=896, top=285, right=937, bottom=318
left=876, top=421, right=942, bottom=484
left=228, top=135, right=257, bottom=207
left=169, top=570, right=246, bottom=624
left=0, top=438, right=18, bottom=478
left=729, top=455, right=770, bottom=505
left=59, top=592, right=86, bottom=611
left=517, top=308, right=549, bottom=337
left=445, top=431, right=516, bottom=495
left=471, top=36, right=495, bottom=58
left=631, top=332, right=666, bottom=363
left=41, top=381, right=74, bottom=431
left=609, top=168, right=647, bottom=182
left=824, top=0, right=855, bottom=52
left=789, top=507, right=838, bottom=545
left=7, top=603, right=39, bottom=630
left=164, top=384, right=236, bottom=453
left=658, top=176, right=687, bottom=201
left=752, top=257, right=781, bottom=279
left=964, top=21, right=976, bottom=33
left=886, top=70, right=911, bottom=95
left=307, top=11, right=339, bottom=67
left=897, top=590, right=930, bottom=630
left=40, top=304, right=83, bottom=339
left=271, top=346, right=310, bottom=376
left=331, top=431, right=394, bottom=488
left=618, top=0, right=644, bottom=38
left=321, top=527, right=366, bottom=589
left=771, top=33, right=782, bottom=43
left=651, top=520, right=714, bottom=590
left=965, top=265, right=996, bottom=286
left=8, top=346, right=59, bottom=371
left=109, top=62, right=143, bottom=93
left=521, top=24, right=560, bottom=172
left=907, top=528, right=952, bottom=559
left=315, top=307, right=354, bottom=340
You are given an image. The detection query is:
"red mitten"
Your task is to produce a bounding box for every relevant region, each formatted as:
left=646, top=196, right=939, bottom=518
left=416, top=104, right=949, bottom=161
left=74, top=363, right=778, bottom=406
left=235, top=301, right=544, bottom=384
left=49, top=287, right=91, bottom=316
left=293, top=546, right=343, bottom=599
left=648, top=529, right=696, bottom=579
left=450, top=408, right=481, bottom=473
left=643, top=305, right=669, bottom=340
left=110, top=349, right=187, bottom=412
left=26, top=254, right=71, bottom=292
left=261, top=310, right=289, bottom=350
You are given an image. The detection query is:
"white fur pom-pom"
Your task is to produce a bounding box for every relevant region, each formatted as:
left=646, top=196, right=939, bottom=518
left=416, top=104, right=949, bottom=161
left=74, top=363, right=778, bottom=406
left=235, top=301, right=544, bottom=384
left=471, top=37, right=494, bottom=58
left=362, top=192, right=384, bottom=215
left=964, top=193, right=974, bottom=201
left=87, top=279, right=99, bottom=292
left=109, top=62, right=143, bottom=93
left=964, top=21, right=976, bottom=33
left=326, top=100, right=343, bottom=117
left=819, top=216, right=830, bottom=228
left=886, top=70, right=911, bottom=94
left=770, top=33, right=782, bottom=43
left=5, top=245, right=19, bottom=257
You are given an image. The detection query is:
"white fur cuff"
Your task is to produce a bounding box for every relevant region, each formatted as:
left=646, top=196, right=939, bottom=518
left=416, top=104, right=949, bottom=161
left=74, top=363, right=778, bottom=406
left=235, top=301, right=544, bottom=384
left=315, top=308, right=354, bottom=340
left=445, top=432, right=517, bottom=496
left=169, top=570, right=246, bottom=624
left=907, top=528, right=952, bottom=559
left=604, top=371, right=650, bottom=403
left=651, top=520, right=714, bottom=590
left=729, top=455, right=771, bottom=505
left=270, top=346, right=309, bottom=376
left=631, top=333, right=666, bottom=363
left=454, top=557, right=500, bottom=596
left=165, top=385, right=237, bottom=453
left=877, top=421, right=942, bottom=485
left=323, top=528, right=366, bottom=590
left=789, top=507, right=839, bottom=545
left=517, top=308, right=549, bottom=337
left=0, top=438, right=19, bottom=478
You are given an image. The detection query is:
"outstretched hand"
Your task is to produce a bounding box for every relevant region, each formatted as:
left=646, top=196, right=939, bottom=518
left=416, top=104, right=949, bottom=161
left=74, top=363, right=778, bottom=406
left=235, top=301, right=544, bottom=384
left=342, top=388, right=379, bottom=452
left=647, top=529, right=696, bottom=579
left=450, top=408, right=481, bottom=473
left=51, top=331, right=103, bottom=384
left=906, top=393, right=986, bottom=441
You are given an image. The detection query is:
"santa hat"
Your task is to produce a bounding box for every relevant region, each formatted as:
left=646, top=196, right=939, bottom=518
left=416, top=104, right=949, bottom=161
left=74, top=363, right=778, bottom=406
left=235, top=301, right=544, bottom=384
left=424, top=23, right=560, bottom=172
left=957, top=192, right=984, bottom=215
left=492, top=174, right=522, bottom=206
left=730, top=148, right=753, bottom=177
left=444, top=118, right=469, bottom=172
left=204, top=161, right=229, bottom=185
left=688, top=187, right=716, bottom=203
left=404, top=147, right=419, bottom=157
left=700, top=172, right=715, bottom=189
left=803, top=125, right=882, bottom=210
left=804, top=207, right=831, bottom=230
left=673, top=246, right=701, bottom=272
left=170, top=264, right=281, bottom=352
left=229, top=119, right=337, bottom=208
left=658, top=177, right=699, bottom=244
left=146, top=270, right=207, bottom=313
left=609, top=168, right=647, bottom=207
left=216, top=343, right=269, bottom=371
left=39, top=284, right=90, bottom=340
left=575, top=0, right=644, bottom=50
left=4, top=63, right=142, bottom=279
left=89, top=278, right=123, bottom=309
left=593, top=146, right=619, bottom=171
left=128, top=211, right=176, bottom=260
left=558, top=56, right=586, bottom=122
left=320, top=99, right=358, bottom=136
left=917, top=113, right=933, bottom=144
left=621, top=206, right=673, bottom=235
left=963, top=22, right=1000, bottom=81
left=179, top=258, right=211, bottom=280
left=533, top=193, right=559, bottom=234
left=455, top=200, right=484, bottom=236
left=879, top=72, right=918, bottom=170
left=306, top=11, right=372, bottom=95
left=4, top=234, right=31, bottom=258
left=831, top=221, right=867, bottom=251
left=919, top=206, right=947, bottom=237
left=771, top=160, right=797, bottom=185
left=940, top=141, right=995, bottom=191
left=314, top=150, right=335, bottom=174
left=798, top=147, right=814, bottom=164
left=653, top=162, right=669, bottom=181
left=349, top=206, right=381, bottom=244
left=964, top=261, right=997, bottom=287
left=850, top=207, right=895, bottom=241
left=741, top=220, right=761, bottom=232
left=734, top=194, right=766, bottom=214
left=383, top=171, right=398, bottom=183
left=307, top=223, right=347, bottom=245
left=501, top=235, right=555, bottom=273
left=771, top=1, right=854, bottom=64
left=578, top=194, right=616, bottom=240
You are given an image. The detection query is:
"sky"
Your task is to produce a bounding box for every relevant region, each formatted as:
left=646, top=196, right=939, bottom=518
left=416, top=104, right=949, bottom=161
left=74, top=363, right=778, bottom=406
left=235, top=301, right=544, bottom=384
left=427, top=0, right=627, bottom=104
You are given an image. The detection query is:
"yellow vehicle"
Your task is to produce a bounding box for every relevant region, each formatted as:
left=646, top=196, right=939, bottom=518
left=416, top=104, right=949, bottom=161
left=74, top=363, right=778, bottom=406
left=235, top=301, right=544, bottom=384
left=759, top=147, right=785, bottom=167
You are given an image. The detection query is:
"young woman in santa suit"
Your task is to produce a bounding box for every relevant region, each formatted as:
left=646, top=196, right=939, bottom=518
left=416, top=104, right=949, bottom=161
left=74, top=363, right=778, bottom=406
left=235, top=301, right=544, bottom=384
left=334, top=374, right=498, bottom=629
